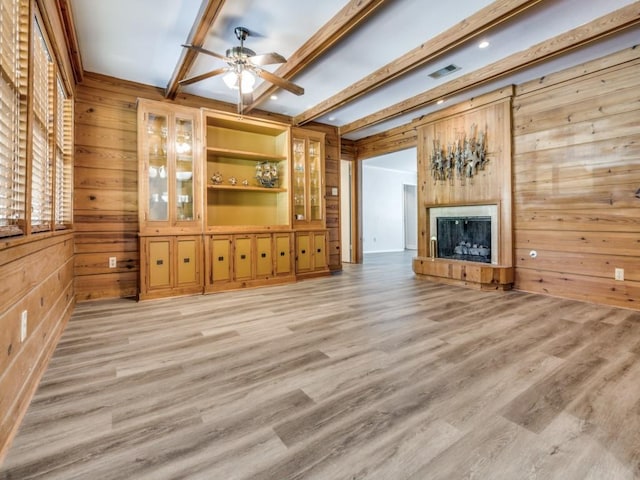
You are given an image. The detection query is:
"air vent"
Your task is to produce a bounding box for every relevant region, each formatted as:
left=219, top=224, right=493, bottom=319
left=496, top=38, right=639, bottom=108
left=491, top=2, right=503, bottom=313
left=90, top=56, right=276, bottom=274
left=428, top=64, right=461, bottom=79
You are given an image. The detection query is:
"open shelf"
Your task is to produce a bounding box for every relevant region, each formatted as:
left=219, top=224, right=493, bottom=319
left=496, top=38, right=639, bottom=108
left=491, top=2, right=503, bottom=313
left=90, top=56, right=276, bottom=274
left=207, top=184, right=287, bottom=193
left=207, top=147, right=287, bottom=163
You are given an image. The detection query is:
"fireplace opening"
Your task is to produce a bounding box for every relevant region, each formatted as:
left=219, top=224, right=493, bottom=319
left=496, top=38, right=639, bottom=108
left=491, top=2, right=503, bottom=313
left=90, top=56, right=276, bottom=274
left=437, top=216, right=491, bottom=263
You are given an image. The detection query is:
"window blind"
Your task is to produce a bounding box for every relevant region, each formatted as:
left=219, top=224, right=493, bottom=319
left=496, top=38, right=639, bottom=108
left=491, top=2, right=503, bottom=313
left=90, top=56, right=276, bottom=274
left=30, top=18, right=54, bottom=232
left=0, top=0, right=27, bottom=237
left=55, top=77, right=72, bottom=228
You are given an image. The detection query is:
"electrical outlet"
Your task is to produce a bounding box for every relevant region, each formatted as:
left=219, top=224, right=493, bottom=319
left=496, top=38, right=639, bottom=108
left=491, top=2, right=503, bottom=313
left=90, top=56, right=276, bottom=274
left=20, top=310, right=27, bottom=342
left=109, top=256, right=117, bottom=268
left=614, top=268, right=624, bottom=281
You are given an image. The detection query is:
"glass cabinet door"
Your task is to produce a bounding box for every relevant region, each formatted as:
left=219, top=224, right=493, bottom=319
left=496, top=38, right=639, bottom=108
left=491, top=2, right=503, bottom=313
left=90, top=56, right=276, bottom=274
left=147, top=113, right=168, bottom=221
left=293, top=138, right=306, bottom=221
left=308, top=138, right=322, bottom=222
left=175, top=116, right=194, bottom=222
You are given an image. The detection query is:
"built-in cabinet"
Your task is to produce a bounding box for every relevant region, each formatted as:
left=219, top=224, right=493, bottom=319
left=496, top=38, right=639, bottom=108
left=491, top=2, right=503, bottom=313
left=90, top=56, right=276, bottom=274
left=292, top=127, right=324, bottom=227
left=204, top=111, right=290, bottom=230
left=291, top=128, right=329, bottom=277
left=140, top=235, right=203, bottom=299
left=138, top=100, right=204, bottom=300
left=137, top=101, right=328, bottom=300
left=137, top=100, right=202, bottom=235
left=295, top=231, right=329, bottom=277
left=205, top=232, right=294, bottom=292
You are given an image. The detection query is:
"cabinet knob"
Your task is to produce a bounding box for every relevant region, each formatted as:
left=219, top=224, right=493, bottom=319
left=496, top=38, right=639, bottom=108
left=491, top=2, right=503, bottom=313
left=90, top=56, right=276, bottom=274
left=183, top=258, right=190, bottom=263
left=280, top=251, right=285, bottom=256
left=218, top=256, right=224, bottom=262
left=301, top=249, right=306, bottom=254
left=156, top=259, right=163, bottom=266
left=240, top=254, right=246, bottom=260
left=317, top=248, right=322, bottom=253
left=261, top=253, right=267, bottom=258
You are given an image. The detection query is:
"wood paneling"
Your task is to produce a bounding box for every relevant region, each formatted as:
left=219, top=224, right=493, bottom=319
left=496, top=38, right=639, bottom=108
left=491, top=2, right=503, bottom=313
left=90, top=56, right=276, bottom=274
left=0, top=1, right=78, bottom=462
left=355, top=125, right=418, bottom=161
left=74, top=74, right=342, bottom=301
left=512, top=48, right=640, bottom=309
left=0, top=233, right=75, bottom=463
left=73, top=76, right=140, bottom=301
left=350, top=48, right=639, bottom=310
left=415, top=95, right=513, bottom=266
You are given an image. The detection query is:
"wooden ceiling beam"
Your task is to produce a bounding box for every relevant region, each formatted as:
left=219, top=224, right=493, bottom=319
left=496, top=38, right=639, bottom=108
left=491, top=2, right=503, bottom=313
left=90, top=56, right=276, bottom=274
left=164, top=0, right=226, bottom=100
left=244, top=0, right=388, bottom=114
left=340, top=2, right=640, bottom=136
left=293, top=0, right=545, bottom=126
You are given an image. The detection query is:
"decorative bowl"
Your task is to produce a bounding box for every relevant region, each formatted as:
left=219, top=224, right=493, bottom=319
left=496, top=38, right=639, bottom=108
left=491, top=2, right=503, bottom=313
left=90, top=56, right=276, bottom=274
left=176, top=171, right=192, bottom=181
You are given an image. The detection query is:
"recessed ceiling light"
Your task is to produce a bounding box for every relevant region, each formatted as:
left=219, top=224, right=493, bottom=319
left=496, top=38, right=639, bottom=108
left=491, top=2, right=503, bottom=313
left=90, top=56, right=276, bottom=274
left=328, top=116, right=336, bottom=121
left=479, top=40, right=490, bottom=49
left=270, top=95, right=278, bottom=100
left=436, top=99, right=444, bottom=105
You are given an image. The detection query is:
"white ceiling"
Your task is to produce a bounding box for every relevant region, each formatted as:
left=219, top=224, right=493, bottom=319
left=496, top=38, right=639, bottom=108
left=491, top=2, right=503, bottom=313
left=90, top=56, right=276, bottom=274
left=69, top=0, right=640, bottom=141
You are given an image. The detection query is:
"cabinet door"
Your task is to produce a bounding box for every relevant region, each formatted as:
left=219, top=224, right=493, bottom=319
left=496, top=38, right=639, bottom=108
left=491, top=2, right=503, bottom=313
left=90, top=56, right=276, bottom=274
left=313, top=232, right=327, bottom=270
left=211, top=236, right=231, bottom=283
left=145, top=112, right=170, bottom=224
left=176, top=238, right=198, bottom=286
left=174, top=114, right=196, bottom=224
left=296, top=233, right=311, bottom=272
left=138, top=100, right=202, bottom=235
left=308, top=138, right=323, bottom=223
left=275, top=234, right=292, bottom=275
left=234, top=236, right=253, bottom=280
left=292, top=128, right=325, bottom=228
left=292, top=137, right=307, bottom=222
left=255, top=235, right=272, bottom=278
left=148, top=239, right=171, bottom=288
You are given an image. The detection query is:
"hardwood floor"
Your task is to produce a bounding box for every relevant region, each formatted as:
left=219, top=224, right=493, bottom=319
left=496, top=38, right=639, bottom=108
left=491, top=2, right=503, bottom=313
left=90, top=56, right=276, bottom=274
left=2, top=251, right=640, bottom=479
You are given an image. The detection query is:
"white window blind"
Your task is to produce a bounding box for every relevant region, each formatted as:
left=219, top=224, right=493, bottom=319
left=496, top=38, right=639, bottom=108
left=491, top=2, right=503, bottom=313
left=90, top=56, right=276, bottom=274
left=0, top=0, right=27, bottom=237
left=55, top=77, right=72, bottom=228
left=30, top=17, right=54, bottom=232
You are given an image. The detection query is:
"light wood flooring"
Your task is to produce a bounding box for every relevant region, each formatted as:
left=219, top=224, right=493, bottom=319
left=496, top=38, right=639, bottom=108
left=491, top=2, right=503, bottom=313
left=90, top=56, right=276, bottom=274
left=2, top=251, right=640, bottom=479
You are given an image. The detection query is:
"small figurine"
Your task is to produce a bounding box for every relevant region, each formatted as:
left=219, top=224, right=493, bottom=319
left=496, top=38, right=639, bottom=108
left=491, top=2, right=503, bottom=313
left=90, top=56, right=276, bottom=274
left=228, top=177, right=237, bottom=186
left=242, top=179, right=249, bottom=186
left=211, top=172, right=223, bottom=185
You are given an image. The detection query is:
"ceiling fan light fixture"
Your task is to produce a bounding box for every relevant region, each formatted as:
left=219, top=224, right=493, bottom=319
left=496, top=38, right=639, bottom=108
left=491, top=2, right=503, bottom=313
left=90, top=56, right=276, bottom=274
left=223, top=69, right=256, bottom=93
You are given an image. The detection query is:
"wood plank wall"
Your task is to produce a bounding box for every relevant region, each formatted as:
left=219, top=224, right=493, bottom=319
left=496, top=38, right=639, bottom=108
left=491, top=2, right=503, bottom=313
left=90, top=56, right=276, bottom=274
left=74, top=73, right=341, bottom=301
left=74, top=75, right=141, bottom=300
left=353, top=46, right=640, bottom=310
left=415, top=96, right=513, bottom=265
left=512, top=47, right=640, bottom=309
left=0, top=233, right=75, bottom=461
left=0, top=0, right=78, bottom=461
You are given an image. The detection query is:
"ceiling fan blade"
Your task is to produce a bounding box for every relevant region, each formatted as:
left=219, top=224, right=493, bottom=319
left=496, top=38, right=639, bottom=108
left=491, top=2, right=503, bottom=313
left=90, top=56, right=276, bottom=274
left=255, top=69, right=304, bottom=96
left=181, top=44, right=229, bottom=62
left=249, top=52, right=286, bottom=66
left=179, top=68, right=227, bottom=86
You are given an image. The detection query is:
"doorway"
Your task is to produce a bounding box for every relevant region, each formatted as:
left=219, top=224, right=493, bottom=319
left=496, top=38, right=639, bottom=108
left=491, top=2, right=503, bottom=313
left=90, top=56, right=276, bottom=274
left=361, top=148, right=417, bottom=260
left=403, top=184, right=417, bottom=250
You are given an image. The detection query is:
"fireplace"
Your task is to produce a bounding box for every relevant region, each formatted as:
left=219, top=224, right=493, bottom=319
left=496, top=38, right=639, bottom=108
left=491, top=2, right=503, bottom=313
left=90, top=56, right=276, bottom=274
left=429, top=204, right=498, bottom=264
left=437, top=216, right=491, bottom=263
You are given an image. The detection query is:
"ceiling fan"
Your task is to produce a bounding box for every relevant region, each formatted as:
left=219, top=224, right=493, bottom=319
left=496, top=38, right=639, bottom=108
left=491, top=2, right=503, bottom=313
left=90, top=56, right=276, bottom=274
left=180, top=26, right=304, bottom=113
